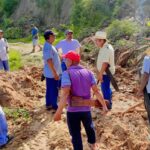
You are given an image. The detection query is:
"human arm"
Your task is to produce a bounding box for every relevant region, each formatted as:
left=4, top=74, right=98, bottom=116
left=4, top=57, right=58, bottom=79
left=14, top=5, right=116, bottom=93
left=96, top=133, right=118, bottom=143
left=47, top=59, right=59, bottom=80
left=92, top=85, right=108, bottom=112
left=97, top=63, right=109, bottom=82
left=139, top=73, right=149, bottom=93
left=54, top=87, right=70, bottom=121
left=137, top=57, right=150, bottom=96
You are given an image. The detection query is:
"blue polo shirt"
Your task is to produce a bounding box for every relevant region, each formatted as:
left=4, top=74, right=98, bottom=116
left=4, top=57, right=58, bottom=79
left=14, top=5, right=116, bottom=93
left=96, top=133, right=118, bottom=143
left=31, top=27, right=38, bottom=36
left=43, top=42, right=62, bottom=78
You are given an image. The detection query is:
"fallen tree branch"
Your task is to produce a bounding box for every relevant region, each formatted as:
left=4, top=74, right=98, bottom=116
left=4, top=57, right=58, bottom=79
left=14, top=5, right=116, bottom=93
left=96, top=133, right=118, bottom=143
left=122, top=102, right=143, bottom=115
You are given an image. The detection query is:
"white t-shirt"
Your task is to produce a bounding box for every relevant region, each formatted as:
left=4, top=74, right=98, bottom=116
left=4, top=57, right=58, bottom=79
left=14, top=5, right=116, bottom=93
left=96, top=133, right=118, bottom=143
left=142, top=56, right=150, bottom=93
left=97, top=42, right=115, bottom=75
left=0, top=38, right=8, bottom=61
left=55, top=39, right=81, bottom=54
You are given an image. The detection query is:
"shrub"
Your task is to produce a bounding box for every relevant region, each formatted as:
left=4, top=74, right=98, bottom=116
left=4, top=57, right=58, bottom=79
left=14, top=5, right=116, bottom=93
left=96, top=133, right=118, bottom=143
left=3, top=0, right=20, bottom=17
left=9, top=49, right=22, bottom=71
left=107, top=19, right=139, bottom=42
left=5, top=27, right=23, bottom=39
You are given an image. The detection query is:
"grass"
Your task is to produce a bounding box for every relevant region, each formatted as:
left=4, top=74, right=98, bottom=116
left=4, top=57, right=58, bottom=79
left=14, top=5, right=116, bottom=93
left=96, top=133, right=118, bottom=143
left=8, top=36, right=32, bottom=43
left=3, top=107, right=30, bottom=121
left=9, top=49, right=23, bottom=71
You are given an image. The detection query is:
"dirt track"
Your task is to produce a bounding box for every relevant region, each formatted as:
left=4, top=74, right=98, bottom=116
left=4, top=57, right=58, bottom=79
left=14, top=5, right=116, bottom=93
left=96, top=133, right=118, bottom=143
left=1, top=43, right=150, bottom=150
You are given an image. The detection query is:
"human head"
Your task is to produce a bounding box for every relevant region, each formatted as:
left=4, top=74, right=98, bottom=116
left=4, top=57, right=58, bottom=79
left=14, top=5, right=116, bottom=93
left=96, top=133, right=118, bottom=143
left=44, top=30, right=56, bottom=44
left=63, top=51, right=80, bottom=68
left=0, top=30, right=3, bottom=39
left=65, top=29, right=73, bottom=40
left=94, top=31, right=107, bottom=48
left=31, top=24, right=35, bottom=28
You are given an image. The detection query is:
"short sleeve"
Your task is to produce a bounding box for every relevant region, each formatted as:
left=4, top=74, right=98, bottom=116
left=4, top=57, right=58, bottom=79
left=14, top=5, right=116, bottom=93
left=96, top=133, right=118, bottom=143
left=55, top=41, right=62, bottom=49
left=143, top=56, right=150, bottom=74
left=43, top=44, right=53, bottom=61
left=4, top=39, right=8, bottom=47
left=75, top=40, right=81, bottom=49
left=90, top=72, right=97, bottom=85
left=101, top=48, right=112, bottom=63
left=61, top=71, right=71, bottom=87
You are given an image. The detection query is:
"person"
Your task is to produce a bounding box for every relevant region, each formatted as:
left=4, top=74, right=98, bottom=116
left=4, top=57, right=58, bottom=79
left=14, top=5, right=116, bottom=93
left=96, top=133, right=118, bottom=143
left=0, top=30, right=9, bottom=71
left=0, top=106, right=13, bottom=148
left=94, top=31, right=115, bottom=109
left=43, top=30, right=62, bottom=110
left=31, top=24, right=42, bottom=53
left=56, top=29, right=81, bottom=71
left=138, top=54, right=150, bottom=123
left=54, top=51, right=108, bottom=150
left=0, top=60, right=3, bottom=70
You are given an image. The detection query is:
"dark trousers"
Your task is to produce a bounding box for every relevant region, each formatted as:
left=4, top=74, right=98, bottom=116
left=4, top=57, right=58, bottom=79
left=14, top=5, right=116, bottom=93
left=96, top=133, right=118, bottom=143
left=0, top=60, right=9, bottom=71
left=144, top=88, right=150, bottom=123
left=67, top=111, right=96, bottom=150
left=101, top=75, right=112, bottom=109
left=45, top=78, right=59, bottom=109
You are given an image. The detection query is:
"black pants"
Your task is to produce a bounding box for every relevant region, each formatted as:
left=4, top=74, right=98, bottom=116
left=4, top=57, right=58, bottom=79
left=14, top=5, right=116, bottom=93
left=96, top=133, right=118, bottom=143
left=67, top=111, right=96, bottom=150
left=144, top=88, right=150, bottom=123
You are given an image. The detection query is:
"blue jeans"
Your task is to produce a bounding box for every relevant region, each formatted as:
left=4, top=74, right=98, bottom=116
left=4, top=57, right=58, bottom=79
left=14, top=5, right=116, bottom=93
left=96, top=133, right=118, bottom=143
left=0, top=112, right=8, bottom=146
left=67, top=111, right=96, bottom=150
left=45, top=78, right=59, bottom=109
left=101, top=75, right=112, bottom=109
left=0, top=60, right=9, bottom=71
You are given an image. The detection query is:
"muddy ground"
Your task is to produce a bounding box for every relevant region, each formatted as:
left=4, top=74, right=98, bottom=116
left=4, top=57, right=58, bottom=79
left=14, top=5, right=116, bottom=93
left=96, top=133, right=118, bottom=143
left=0, top=43, right=150, bottom=150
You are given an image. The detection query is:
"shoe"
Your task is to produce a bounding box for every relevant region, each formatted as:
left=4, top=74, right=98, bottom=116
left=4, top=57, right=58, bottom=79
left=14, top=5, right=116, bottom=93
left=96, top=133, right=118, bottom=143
left=41, top=74, right=45, bottom=81
left=0, top=135, right=14, bottom=149
left=46, top=106, right=53, bottom=111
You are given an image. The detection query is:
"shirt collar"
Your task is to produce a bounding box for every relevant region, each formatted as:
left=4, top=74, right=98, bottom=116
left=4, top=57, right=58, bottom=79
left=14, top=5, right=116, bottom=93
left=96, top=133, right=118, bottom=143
left=68, top=65, right=84, bottom=70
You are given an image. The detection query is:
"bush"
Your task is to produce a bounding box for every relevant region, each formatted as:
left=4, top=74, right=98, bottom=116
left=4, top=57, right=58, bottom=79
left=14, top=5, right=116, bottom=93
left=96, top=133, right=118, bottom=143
left=9, top=49, right=22, bottom=71
left=5, top=27, right=23, bottom=39
left=115, top=39, right=135, bottom=48
left=3, top=0, right=20, bottom=17
left=107, top=19, right=139, bottom=42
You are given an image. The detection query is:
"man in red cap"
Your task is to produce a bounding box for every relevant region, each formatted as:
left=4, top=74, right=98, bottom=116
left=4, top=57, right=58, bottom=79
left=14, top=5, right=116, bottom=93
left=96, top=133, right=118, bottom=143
left=54, top=51, right=108, bottom=150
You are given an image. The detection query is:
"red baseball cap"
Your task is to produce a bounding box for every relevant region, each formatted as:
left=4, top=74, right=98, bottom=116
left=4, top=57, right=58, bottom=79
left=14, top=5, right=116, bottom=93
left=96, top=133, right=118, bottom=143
left=63, top=51, right=80, bottom=62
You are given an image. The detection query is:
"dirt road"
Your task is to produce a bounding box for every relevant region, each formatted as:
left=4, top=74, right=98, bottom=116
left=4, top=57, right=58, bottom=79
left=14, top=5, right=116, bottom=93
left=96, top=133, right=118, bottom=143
left=1, top=43, right=150, bottom=150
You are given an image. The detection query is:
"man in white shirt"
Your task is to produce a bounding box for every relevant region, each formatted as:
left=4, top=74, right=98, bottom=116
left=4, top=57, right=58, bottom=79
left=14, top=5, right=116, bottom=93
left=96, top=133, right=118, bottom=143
left=0, top=30, right=9, bottom=71
left=56, top=29, right=81, bottom=71
left=94, top=31, right=115, bottom=109
left=138, top=55, right=150, bottom=123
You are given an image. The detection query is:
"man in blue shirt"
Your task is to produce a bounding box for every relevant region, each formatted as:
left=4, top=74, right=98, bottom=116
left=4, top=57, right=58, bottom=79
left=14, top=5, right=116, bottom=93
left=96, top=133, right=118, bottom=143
left=43, top=30, right=62, bottom=110
left=31, top=24, right=42, bottom=53
left=0, top=106, right=13, bottom=148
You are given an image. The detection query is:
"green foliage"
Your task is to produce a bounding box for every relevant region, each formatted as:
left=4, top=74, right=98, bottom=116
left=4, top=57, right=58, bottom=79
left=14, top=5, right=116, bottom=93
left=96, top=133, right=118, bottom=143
left=107, top=19, right=139, bottom=42
left=4, top=107, right=30, bottom=121
left=83, top=43, right=96, bottom=53
left=70, top=0, right=121, bottom=39
left=1, top=18, right=14, bottom=28
left=115, top=39, right=135, bottom=48
left=9, top=49, right=23, bottom=71
left=3, top=0, right=20, bottom=17
left=5, top=27, right=23, bottom=39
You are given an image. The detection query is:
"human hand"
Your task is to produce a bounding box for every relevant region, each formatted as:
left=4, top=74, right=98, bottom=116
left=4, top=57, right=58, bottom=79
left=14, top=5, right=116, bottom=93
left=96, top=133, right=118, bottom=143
left=136, top=90, right=143, bottom=97
left=97, top=73, right=103, bottom=83
left=54, top=112, right=61, bottom=121
left=102, top=106, right=108, bottom=114
left=54, top=73, right=59, bottom=80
